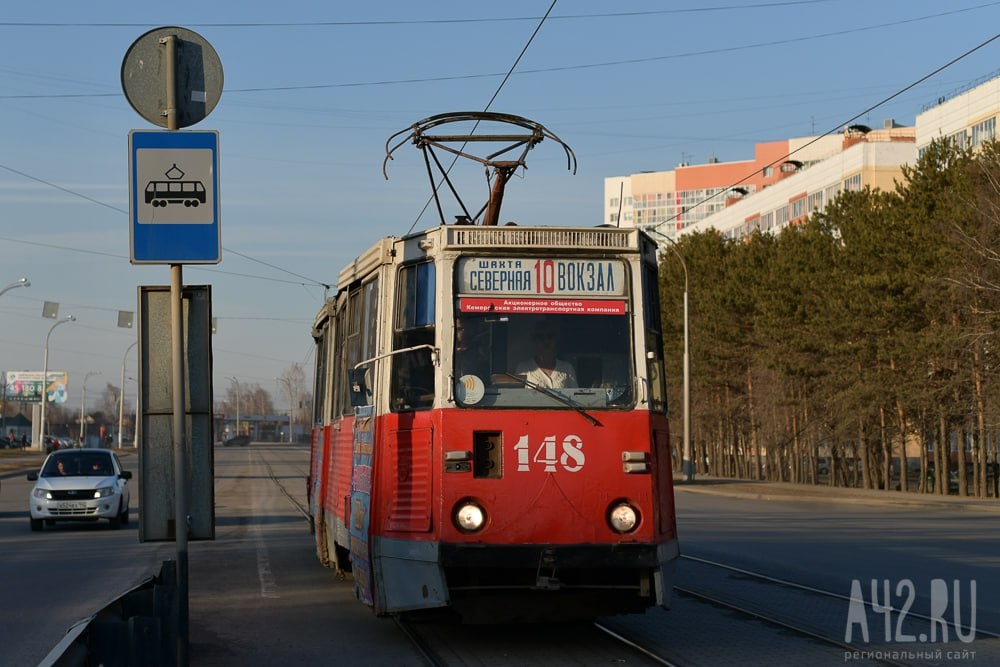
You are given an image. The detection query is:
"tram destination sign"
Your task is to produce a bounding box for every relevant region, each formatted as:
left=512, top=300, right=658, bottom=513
left=456, top=257, right=627, bottom=297
left=459, top=297, right=626, bottom=315
left=129, top=129, right=221, bottom=264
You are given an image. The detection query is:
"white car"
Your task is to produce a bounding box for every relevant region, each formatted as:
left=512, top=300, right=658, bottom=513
left=27, top=448, right=132, bottom=531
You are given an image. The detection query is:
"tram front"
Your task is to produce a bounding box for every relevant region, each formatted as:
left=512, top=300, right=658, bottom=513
left=375, top=226, right=679, bottom=622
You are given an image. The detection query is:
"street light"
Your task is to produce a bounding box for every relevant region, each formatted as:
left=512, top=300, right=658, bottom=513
left=79, top=371, right=100, bottom=444
left=1, top=279, right=30, bottom=437
left=118, top=341, right=138, bottom=449
left=227, top=376, right=241, bottom=438
left=38, top=315, right=75, bottom=450
left=646, top=227, right=693, bottom=482
left=276, top=377, right=293, bottom=444
left=0, top=277, right=30, bottom=298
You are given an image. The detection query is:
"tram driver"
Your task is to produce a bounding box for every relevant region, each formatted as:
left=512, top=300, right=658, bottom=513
left=455, top=317, right=491, bottom=380
left=514, top=320, right=578, bottom=389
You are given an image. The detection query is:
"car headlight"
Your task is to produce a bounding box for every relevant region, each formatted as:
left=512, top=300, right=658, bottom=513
left=453, top=500, right=486, bottom=533
left=94, top=486, right=115, bottom=498
left=608, top=501, right=640, bottom=533
left=33, top=488, right=51, bottom=499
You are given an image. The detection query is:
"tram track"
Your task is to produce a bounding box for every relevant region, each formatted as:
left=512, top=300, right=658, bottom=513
left=647, top=553, right=997, bottom=666
left=248, top=446, right=995, bottom=665
left=254, top=445, right=311, bottom=522
left=395, top=614, right=675, bottom=667
left=680, top=554, right=999, bottom=641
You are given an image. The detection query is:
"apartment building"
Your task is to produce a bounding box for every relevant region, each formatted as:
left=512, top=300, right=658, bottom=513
left=681, top=124, right=915, bottom=241
left=604, top=135, right=845, bottom=237
left=605, top=71, right=1000, bottom=242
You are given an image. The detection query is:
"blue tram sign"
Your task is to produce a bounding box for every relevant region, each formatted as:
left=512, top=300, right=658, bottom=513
left=129, top=130, right=220, bottom=264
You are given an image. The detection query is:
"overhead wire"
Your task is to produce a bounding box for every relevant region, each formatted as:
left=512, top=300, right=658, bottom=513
left=0, top=3, right=843, bottom=28
left=0, top=162, right=330, bottom=289
left=403, top=0, right=559, bottom=234
left=2, top=3, right=997, bottom=282
left=5, top=6, right=997, bottom=100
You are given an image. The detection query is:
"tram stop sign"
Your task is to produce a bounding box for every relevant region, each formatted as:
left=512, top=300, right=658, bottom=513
left=129, top=129, right=220, bottom=264
left=122, top=26, right=223, bottom=264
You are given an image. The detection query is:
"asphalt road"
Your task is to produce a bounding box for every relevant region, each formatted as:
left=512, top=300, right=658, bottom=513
left=3, top=447, right=999, bottom=665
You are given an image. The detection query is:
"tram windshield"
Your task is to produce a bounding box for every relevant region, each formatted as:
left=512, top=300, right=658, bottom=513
left=453, top=310, right=634, bottom=409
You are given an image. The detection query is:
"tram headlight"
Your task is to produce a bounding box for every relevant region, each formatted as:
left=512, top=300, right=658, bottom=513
left=453, top=500, right=487, bottom=533
left=607, top=501, right=640, bottom=533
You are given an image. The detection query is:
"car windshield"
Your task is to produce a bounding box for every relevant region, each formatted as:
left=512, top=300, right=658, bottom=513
left=453, top=310, right=634, bottom=409
left=42, top=454, right=113, bottom=477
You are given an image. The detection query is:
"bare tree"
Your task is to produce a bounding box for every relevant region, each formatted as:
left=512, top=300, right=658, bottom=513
left=278, top=363, right=309, bottom=441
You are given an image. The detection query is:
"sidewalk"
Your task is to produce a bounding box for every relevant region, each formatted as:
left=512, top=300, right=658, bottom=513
left=0, top=450, right=46, bottom=476
left=674, top=476, right=1000, bottom=512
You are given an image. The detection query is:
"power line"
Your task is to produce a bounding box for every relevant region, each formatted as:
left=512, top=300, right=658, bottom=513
left=405, top=0, right=559, bottom=234
left=0, top=160, right=330, bottom=288
left=4, top=5, right=996, bottom=100
left=0, top=233, right=328, bottom=287
left=0, top=3, right=841, bottom=28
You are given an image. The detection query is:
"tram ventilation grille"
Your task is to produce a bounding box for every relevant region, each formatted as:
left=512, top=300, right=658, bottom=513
left=446, top=227, right=635, bottom=250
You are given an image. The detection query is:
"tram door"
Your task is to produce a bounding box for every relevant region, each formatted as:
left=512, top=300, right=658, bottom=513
left=346, top=279, right=380, bottom=606
left=386, top=261, right=436, bottom=537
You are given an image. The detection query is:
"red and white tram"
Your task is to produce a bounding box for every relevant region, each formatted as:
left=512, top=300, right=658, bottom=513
left=307, top=114, right=678, bottom=621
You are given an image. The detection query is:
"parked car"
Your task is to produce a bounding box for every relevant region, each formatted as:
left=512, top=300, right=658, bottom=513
left=223, top=435, right=251, bottom=447
left=26, top=448, right=132, bottom=531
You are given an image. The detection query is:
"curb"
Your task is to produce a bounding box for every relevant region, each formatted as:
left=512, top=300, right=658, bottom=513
left=674, top=480, right=1000, bottom=512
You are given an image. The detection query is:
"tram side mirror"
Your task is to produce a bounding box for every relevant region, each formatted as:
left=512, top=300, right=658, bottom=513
left=349, top=368, right=372, bottom=407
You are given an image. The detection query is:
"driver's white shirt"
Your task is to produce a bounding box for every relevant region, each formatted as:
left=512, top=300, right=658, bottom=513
left=514, top=359, right=578, bottom=389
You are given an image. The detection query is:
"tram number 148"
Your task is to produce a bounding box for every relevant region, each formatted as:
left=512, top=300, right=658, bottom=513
left=514, top=434, right=585, bottom=472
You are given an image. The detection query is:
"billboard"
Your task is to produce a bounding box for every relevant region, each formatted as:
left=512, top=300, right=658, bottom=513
left=3, top=371, right=70, bottom=404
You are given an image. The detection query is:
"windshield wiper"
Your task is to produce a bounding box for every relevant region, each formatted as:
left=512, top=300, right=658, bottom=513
left=498, top=373, right=601, bottom=426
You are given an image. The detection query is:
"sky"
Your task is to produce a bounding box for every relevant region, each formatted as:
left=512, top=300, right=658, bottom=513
left=2, top=0, right=1000, bottom=419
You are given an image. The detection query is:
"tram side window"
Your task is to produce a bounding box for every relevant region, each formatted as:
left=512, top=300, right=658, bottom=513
left=342, top=280, right=379, bottom=411
left=643, top=264, right=668, bottom=413
left=312, top=317, right=330, bottom=425
left=340, top=288, right=364, bottom=414
left=391, top=262, right=435, bottom=411
left=333, top=297, right=349, bottom=417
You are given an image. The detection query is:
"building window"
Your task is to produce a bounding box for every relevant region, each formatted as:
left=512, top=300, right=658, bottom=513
left=775, top=206, right=789, bottom=225
left=763, top=166, right=773, bottom=177
left=790, top=198, right=806, bottom=219
left=971, top=117, right=996, bottom=148
left=807, top=190, right=824, bottom=212
left=843, top=173, right=862, bottom=192
left=761, top=211, right=774, bottom=231
left=825, top=183, right=841, bottom=204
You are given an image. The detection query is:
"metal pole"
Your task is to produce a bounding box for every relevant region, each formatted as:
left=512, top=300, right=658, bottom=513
left=228, top=377, right=240, bottom=438
left=38, top=316, right=74, bottom=451
left=1, top=279, right=29, bottom=438
left=682, top=288, right=692, bottom=481
left=170, top=263, right=188, bottom=667
left=80, top=371, right=99, bottom=445
left=119, top=341, right=138, bottom=449
left=287, top=383, right=293, bottom=444
left=276, top=377, right=293, bottom=443
left=163, top=32, right=189, bottom=667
